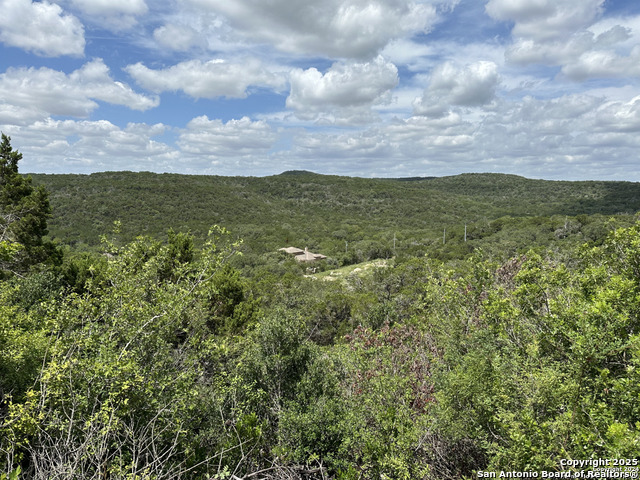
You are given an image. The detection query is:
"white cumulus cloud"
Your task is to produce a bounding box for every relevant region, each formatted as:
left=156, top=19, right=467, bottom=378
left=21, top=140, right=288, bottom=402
left=0, top=59, right=159, bottom=125
left=595, top=96, right=640, bottom=133
left=287, top=56, right=399, bottom=124
left=0, top=0, right=85, bottom=56
left=179, top=116, right=277, bottom=158
left=413, top=61, right=499, bottom=117
left=562, top=45, right=640, bottom=80
left=504, top=25, right=639, bottom=77
left=186, top=0, right=441, bottom=58
left=126, top=59, right=287, bottom=99
left=4, top=119, right=176, bottom=172
left=486, top=0, right=640, bottom=82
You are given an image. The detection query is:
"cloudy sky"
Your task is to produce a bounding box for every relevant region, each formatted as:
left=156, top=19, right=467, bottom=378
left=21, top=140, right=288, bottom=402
left=1, top=0, right=639, bottom=180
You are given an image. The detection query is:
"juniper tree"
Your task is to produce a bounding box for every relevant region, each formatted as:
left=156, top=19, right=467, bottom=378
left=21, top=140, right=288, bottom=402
left=0, top=133, right=57, bottom=274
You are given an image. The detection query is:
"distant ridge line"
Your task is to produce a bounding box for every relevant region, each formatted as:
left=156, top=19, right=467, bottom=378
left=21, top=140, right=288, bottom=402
left=28, top=170, right=640, bottom=184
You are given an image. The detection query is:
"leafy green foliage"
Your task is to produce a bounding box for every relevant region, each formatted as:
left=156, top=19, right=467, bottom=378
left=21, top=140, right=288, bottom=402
left=431, top=229, right=640, bottom=472
left=0, top=226, right=259, bottom=479
left=0, top=134, right=59, bottom=274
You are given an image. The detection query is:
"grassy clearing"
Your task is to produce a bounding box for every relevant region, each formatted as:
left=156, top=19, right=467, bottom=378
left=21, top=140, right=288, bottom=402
left=310, top=259, right=389, bottom=281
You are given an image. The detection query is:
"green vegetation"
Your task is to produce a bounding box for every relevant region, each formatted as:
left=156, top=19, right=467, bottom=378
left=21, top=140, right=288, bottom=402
left=1, top=134, right=59, bottom=275
left=2, top=140, right=640, bottom=478
left=31, top=170, right=640, bottom=266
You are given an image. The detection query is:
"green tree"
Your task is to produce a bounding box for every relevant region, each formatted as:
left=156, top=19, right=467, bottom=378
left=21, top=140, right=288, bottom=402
left=0, top=134, right=57, bottom=274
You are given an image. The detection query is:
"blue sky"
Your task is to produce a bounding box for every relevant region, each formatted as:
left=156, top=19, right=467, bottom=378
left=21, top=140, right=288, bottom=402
left=1, top=0, right=639, bottom=180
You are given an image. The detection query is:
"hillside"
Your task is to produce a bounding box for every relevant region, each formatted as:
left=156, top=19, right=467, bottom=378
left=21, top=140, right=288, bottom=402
left=31, top=171, right=640, bottom=262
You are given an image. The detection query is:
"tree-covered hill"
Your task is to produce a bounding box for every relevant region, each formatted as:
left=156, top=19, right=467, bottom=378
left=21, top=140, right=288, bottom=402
left=31, top=171, right=640, bottom=264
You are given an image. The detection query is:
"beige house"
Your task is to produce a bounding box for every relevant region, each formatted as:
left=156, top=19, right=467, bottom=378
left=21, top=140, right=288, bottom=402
left=278, top=246, right=327, bottom=263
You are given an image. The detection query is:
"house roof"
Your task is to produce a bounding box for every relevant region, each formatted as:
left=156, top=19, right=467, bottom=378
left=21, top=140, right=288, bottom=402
left=279, top=246, right=305, bottom=255
left=279, top=246, right=327, bottom=262
left=295, top=250, right=319, bottom=262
